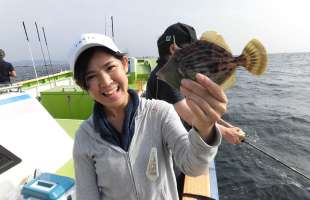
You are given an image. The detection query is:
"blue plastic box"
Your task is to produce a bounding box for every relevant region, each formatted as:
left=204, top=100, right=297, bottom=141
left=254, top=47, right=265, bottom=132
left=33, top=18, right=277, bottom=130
left=21, top=173, right=75, bottom=200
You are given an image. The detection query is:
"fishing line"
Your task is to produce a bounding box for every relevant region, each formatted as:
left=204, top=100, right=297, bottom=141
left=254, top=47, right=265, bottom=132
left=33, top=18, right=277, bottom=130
left=35, top=21, right=51, bottom=87
left=218, top=118, right=310, bottom=182
left=243, top=139, right=310, bottom=182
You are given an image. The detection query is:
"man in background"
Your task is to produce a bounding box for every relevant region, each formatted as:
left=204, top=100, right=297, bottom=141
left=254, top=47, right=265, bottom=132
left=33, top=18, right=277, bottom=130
left=0, top=49, right=16, bottom=85
left=146, top=22, right=245, bottom=144
left=145, top=22, right=245, bottom=197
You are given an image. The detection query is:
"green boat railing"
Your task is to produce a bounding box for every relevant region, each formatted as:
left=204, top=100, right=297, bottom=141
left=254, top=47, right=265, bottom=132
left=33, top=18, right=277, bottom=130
left=19, top=71, right=73, bottom=90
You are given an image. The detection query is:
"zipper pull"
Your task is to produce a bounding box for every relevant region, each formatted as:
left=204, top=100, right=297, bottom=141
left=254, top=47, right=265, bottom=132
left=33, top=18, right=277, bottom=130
left=146, top=147, right=159, bottom=181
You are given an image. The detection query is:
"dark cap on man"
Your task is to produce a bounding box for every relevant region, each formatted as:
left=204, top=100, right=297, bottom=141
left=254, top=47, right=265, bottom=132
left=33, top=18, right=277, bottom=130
left=157, top=23, right=197, bottom=58
left=157, top=23, right=197, bottom=49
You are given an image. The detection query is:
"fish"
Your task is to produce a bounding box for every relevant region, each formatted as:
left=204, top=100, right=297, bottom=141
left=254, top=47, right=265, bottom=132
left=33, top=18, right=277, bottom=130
left=156, top=31, right=268, bottom=91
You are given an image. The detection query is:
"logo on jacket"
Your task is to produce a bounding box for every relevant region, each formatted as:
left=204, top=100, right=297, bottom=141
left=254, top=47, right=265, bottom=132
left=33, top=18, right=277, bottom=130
left=146, top=147, right=159, bottom=181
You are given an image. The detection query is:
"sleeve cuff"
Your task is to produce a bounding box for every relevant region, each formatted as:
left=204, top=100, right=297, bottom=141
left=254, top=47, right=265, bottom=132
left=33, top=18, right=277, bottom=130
left=189, top=123, right=222, bottom=150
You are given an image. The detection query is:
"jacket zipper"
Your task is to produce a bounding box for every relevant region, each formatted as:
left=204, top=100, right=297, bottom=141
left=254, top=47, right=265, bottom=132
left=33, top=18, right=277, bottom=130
left=126, top=153, right=140, bottom=200
left=124, top=101, right=140, bottom=198
left=128, top=109, right=138, bottom=152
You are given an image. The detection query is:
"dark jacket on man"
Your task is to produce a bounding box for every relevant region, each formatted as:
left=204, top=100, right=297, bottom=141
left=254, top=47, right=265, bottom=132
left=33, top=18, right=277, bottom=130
left=0, top=60, right=14, bottom=84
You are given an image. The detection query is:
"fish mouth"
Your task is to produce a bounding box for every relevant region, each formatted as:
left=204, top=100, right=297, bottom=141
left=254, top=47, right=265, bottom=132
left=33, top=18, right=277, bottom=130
left=156, top=57, right=184, bottom=90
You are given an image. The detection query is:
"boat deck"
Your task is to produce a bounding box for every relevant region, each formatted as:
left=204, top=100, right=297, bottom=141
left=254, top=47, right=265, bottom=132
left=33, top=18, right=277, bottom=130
left=55, top=118, right=83, bottom=178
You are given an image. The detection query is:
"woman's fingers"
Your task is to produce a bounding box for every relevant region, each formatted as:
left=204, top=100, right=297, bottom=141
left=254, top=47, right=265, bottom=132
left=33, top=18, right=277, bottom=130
left=180, top=85, right=223, bottom=121
left=180, top=78, right=227, bottom=115
left=179, top=73, right=228, bottom=135
left=185, top=97, right=211, bottom=126
left=195, top=73, right=227, bottom=103
left=180, top=74, right=227, bottom=104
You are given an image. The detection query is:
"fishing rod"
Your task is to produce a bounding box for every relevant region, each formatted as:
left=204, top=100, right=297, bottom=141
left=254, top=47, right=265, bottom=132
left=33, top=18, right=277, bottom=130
left=111, top=16, right=114, bottom=40
left=22, top=21, right=39, bottom=97
left=104, top=16, right=107, bottom=35
left=35, top=22, right=51, bottom=87
left=42, top=26, right=57, bottom=77
left=243, top=140, right=310, bottom=181
left=218, top=119, right=310, bottom=182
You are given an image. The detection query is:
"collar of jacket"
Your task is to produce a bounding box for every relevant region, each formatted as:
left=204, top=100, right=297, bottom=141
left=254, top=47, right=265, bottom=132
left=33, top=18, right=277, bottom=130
left=93, top=89, right=139, bottom=151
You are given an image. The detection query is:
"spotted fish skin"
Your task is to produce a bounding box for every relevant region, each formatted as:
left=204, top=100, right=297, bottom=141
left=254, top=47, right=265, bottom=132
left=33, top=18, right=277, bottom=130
left=176, top=40, right=244, bottom=84
left=157, top=40, right=244, bottom=90
left=156, top=38, right=266, bottom=90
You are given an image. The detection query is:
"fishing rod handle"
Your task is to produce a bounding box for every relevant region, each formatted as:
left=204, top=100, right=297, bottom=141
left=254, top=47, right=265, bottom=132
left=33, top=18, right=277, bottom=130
left=22, top=21, right=29, bottom=41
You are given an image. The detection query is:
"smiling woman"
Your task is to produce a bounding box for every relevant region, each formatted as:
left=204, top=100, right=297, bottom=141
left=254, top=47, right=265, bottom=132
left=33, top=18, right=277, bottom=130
left=86, top=50, right=129, bottom=117
left=69, top=33, right=226, bottom=200
left=75, top=47, right=130, bottom=127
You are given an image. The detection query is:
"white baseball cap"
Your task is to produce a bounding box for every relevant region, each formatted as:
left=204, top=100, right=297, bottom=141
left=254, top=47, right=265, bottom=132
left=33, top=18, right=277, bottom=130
left=69, top=33, right=121, bottom=71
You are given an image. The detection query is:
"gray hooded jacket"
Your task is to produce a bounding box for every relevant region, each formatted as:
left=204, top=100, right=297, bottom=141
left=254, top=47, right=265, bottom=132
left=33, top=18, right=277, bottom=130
left=73, top=98, right=221, bottom=200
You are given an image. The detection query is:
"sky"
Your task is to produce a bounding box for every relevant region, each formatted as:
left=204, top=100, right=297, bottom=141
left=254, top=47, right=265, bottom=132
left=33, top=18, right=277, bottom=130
left=1, top=0, right=310, bottom=63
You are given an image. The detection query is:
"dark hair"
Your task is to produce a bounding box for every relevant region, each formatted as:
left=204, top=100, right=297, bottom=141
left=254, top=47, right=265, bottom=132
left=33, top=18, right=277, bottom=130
left=157, top=23, right=197, bottom=59
left=74, top=46, right=125, bottom=90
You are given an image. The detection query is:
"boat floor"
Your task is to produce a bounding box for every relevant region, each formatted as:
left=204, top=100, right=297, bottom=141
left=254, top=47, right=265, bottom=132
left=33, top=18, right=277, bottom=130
left=55, top=118, right=83, bottom=178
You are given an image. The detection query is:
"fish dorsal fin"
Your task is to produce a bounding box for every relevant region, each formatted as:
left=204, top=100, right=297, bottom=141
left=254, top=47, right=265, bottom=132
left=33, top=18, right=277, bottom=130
left=200, top=31, right=232, bottom=54
left=200, top=31, right=236, bottom=90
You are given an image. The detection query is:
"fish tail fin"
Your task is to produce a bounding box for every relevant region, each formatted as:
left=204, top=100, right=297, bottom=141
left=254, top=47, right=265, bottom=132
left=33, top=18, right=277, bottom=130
left=240, top=39, right=268, bottom=75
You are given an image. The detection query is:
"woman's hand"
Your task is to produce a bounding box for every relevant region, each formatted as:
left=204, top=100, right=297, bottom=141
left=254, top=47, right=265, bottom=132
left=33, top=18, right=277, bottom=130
left=180, top=73, right=227, bottom=141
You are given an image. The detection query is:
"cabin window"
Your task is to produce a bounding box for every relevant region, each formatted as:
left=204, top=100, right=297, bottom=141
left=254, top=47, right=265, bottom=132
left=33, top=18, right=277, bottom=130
left=0, top=145, right=22, bottom=174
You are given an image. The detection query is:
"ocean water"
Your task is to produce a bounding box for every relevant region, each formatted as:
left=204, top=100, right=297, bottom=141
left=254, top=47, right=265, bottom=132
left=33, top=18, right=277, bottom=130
left=12, top=53, right=310, bottom=199
left=12, top=64, right=69, bottom=83
left=218, top=52, right=310, bottom=199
